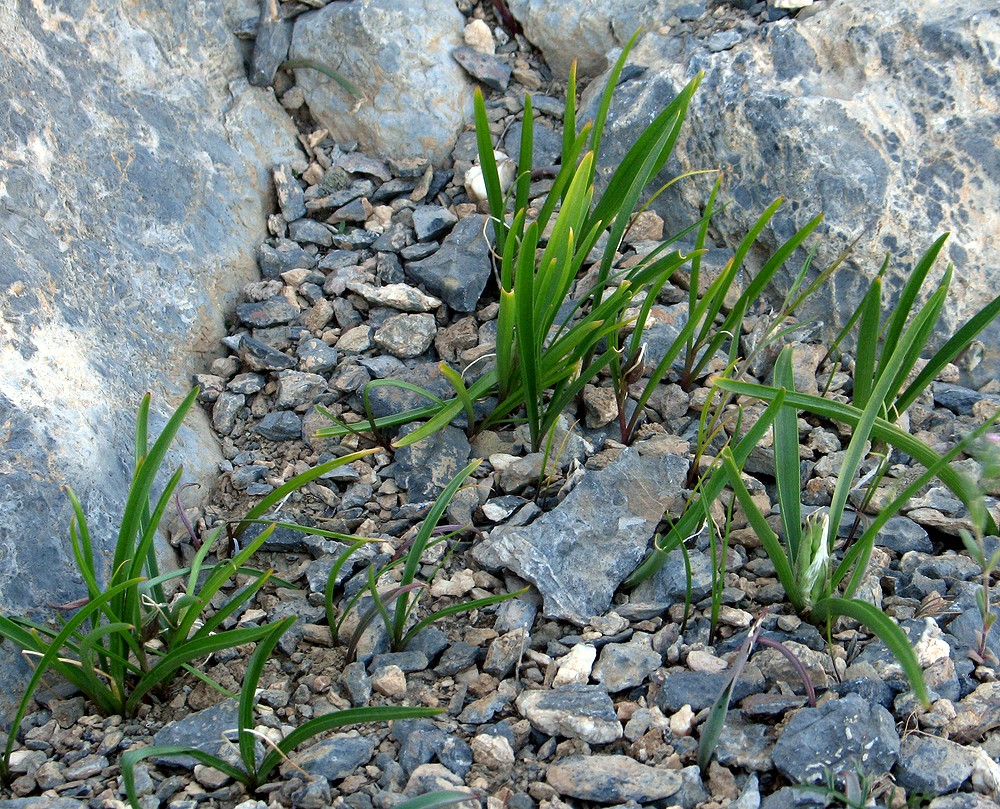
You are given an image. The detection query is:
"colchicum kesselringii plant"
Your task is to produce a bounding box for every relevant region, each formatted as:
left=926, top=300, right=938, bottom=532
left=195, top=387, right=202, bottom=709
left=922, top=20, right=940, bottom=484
left=318, top=33, right=703, bottom=452
left=121, top=615, right=443, bottom=808
left=710, top=238, right=1000, bottom=704
left=0, top=390, right=378, bottom=779
left=326, top=460, right=528, bottom=657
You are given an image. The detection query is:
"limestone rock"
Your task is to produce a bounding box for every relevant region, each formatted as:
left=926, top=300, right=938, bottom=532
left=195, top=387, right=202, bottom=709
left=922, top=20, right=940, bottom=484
left=473, top=446, right=689, bottom=625
left=587, top=1, right=1000, bottom=382
left=546, top=754, right=682, bottom=803
left=290, top=0, right=475, bottom=165
left=506, top=0, right=701, bottom=78
left=0, top=0, right=301, bottom=726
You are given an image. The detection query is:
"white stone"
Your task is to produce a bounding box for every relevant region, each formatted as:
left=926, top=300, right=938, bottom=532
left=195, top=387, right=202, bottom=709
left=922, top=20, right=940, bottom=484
left=471, top=733, right=515, bottom=769
left=464, top=151, right=516, bottom=202
left=687, top=649, right=728, bottom=674
left=430, top=569, right=477, bottom=598
left=371, top=665, right=407, bottom=698
left=464, top=19, right=496, bottom=54
left=669, top=704, right=697, bottom=737
left=553, top=644, right=597, bottom=686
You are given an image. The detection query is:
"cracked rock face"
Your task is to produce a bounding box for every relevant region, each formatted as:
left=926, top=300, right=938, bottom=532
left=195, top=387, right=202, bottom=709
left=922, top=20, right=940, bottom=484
left=0, top=1, right=303, bottom=725
left=473, top=446, right=689, bottom=625
left=583, top=0, right=1000, bottom=384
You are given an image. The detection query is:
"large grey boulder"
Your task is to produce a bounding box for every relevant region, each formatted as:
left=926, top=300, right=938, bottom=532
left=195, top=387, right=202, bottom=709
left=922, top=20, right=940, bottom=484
left=583, top=0, right=1000, bottom=381
left=0, top=1, right=302, bottom=725
left=290, top=0, right=475, bottom=165
left=506, top=0, right=702, bottom=78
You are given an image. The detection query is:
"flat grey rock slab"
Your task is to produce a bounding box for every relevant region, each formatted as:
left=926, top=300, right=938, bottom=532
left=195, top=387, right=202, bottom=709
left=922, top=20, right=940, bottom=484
left=151, top=700, right=245, bottom=770
left=473, top=446, right=689, bottom=624
left=546, top=754, right=682, bottom=803
left=516, top=684, right=622, bottom=744
left=296, top=733, right=376, bottom=782
left=404, top=214, right=494, bottom=312
left=894, top=733, right=977, bottom=795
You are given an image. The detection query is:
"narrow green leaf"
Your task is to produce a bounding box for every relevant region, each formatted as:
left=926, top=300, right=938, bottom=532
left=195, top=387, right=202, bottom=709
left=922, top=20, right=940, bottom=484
left=394, top=792, right=480, bottom=809
left=626, top=390, right=787, bottom=586
left=258, top=706, right=443, bottom=783
left=280, top=58, right=362, bottom=98
left=127, top=622, right=281, bottom=715
left=881, top=233, right=947, bottom=366
left=712, top=380, right=996, bottom=534
left=401, top=587, right=530, bottom=649
left=812, top=596, right=929, bottom=707
left=773, top=349, right=803, bottom=564
left=236, top=616, right=297, bottom=774
left=474, top=87, right=507, bottom=251
left=896, top=290, right=1000, bottom=413
left=233, top=449, right=377, bottom=537
left=853, top=273, right=884, bottom=411
left=395, top=461, right=481, bottom=632
left=719, top=449, right=802, bottom=611
left=2, top=576, right=144, bottom=765
left=122, top=745, right=248, bottom=808
left=514, top=93, right=533, bottom=218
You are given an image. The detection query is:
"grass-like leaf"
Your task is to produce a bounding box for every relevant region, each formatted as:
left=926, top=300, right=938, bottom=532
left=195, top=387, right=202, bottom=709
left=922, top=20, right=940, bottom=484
left=812, top=596, right=929, bottom=707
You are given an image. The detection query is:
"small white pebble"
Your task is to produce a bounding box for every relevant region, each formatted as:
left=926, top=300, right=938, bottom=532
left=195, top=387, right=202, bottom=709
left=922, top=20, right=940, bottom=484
left=552, top=643, right=597, bottom=687
left=670, top=704, right=697, bottom=737
left=464, top=19, right=496, bottom=54
left=717, top=606, right=753, bottom=628
left=371, top=665, right=407, bottom=698
left=687, top=649, right=728, bottom=674
left=471, top=733, right=515, bottom=769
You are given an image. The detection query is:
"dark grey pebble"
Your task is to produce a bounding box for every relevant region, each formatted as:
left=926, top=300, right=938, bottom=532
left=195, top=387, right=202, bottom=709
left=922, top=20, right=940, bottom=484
left=256, top=410, right=302, bottom=441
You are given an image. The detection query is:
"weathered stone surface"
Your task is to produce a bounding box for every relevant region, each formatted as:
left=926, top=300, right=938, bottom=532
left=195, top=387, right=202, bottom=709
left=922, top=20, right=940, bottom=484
left=587, top=1, right=1000, bottom=381
left=773, top=693, right=900, bottom=785
left=0, top=1, right=301, bottom=724
left=516, top=684, right=622, bottom=744
left=473, top=446, right=689, bottom=624
left=290, top=0, right=475, bottom=165
left=546, top=754, right=682, bottom=803
left=895, top=734, right=976, bottom=795
left=592, top=634, right=663, bottom=692
left=394, top=425, right=472, bottom=503
left=506, top=0, right=699, bottom=78
left=151, top=701, right=243, bottom=769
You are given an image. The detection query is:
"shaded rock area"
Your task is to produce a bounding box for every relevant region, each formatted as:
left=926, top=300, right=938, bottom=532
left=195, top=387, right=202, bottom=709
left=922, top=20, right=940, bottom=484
left=0, top=0, right=302, bottom=723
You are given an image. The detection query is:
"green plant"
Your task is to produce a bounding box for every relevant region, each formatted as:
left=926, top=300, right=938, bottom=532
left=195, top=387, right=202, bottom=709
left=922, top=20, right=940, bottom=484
left=328, top=461, right=528, bottom=657
left=718, top=258, right=1000, bottom=701
left=318, top=33, right=703, bottom=452
left=698, top=609, right=816, bottom=771
left=0, top=390, right=376, bottom=778
left=121, top=616, right=441, bottom=806
left=608, top=181, right=843, bottom=445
